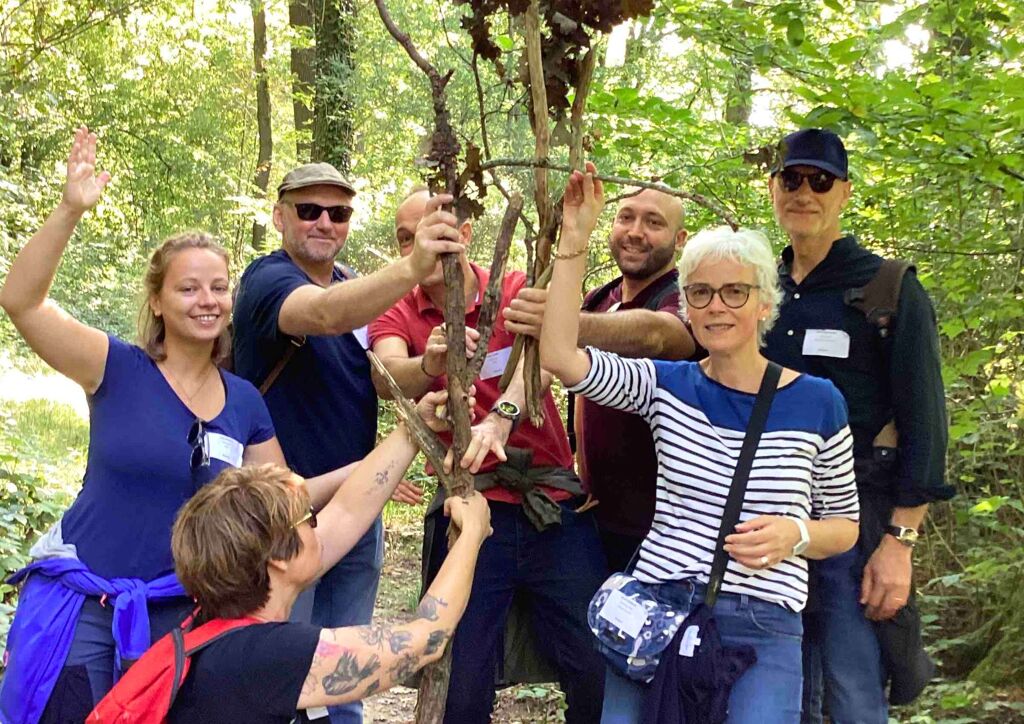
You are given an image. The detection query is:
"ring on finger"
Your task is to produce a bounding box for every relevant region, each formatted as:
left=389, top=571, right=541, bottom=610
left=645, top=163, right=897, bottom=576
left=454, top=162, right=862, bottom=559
left=759, top=555, right=770, bottom=567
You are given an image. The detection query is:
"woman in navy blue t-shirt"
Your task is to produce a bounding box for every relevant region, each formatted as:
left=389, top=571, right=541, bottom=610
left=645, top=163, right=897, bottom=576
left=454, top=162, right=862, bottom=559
left=0, top=128, right=352, bottom=722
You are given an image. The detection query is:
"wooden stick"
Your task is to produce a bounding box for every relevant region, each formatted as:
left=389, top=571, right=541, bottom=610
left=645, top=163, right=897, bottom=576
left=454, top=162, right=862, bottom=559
left=466, top=194, right=523, bottom=383
left=480, top=158, right=741, bottom=230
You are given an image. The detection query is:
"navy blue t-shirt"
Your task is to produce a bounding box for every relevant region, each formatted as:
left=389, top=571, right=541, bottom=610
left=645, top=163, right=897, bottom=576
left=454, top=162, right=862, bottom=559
left=169, top=622, right=321, bottom=723
left=232, top=250, right=377, bottom=476
left=60, top=336, right=276, bottom=580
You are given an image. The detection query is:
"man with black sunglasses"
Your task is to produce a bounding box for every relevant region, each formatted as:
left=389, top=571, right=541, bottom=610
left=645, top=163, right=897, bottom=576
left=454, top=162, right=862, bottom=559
left=763, top=129, right=954, bottom=723
left=232, top=162, right=466, bottom=724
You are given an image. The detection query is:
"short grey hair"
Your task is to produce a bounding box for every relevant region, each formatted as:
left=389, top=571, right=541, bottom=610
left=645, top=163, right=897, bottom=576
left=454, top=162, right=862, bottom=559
left=678, top=226, right=781, bottom=347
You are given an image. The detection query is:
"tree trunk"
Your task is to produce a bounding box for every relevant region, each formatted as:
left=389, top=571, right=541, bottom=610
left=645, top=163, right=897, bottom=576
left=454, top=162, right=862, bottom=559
left=311, top=0, right=357, bottom=173
left=289, top=0, right=315, bottom=160
left=251, top=0, right=273, bottom=251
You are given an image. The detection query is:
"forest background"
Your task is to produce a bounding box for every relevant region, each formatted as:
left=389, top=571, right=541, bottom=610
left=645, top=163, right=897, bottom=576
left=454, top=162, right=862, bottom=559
left=0, top=0, right=1022, bottom=720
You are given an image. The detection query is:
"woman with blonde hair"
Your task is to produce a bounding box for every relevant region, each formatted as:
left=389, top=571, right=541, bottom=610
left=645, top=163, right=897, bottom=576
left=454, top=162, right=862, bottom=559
left=540, top=165, right=860, bottom=722
left=0, top=128, right=366, bottom=722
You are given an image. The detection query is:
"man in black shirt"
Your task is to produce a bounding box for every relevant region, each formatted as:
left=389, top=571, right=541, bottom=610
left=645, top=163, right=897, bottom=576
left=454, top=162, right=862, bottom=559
left=762, top=129, right=954, bottom=723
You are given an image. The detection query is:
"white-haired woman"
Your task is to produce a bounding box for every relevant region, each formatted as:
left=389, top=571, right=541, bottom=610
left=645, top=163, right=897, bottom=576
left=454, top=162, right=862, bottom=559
left=539, top=165, right=860, bottom=723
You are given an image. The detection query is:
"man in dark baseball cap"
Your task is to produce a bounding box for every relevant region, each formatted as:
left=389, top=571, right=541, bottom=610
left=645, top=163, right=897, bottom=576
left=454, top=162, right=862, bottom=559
left=763, top=130, right=953, bottom=723
left=774, top=128, right=849, bottom=180
left=231, top=162, right=466, bottom=724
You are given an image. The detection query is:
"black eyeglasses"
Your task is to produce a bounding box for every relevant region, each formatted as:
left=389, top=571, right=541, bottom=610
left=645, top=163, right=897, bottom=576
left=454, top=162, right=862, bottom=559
left=295, top=506, right=318, bottom=529
left=285, top=202, right=354, bottom=223
left=774, top=169, right=839, bottom=194
left=683, top=283, right=760, bottom=309
left=187, top=418, right=210, bottom=470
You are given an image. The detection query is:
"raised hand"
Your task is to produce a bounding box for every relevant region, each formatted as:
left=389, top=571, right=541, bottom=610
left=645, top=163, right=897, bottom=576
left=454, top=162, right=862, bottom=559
left=61, top=126, right=111, bottom=215
left=422, top=323, right=480, bottom=377
left=409, top=193, right=466, bottom=280
left=560, top=161, right=604, bottom=247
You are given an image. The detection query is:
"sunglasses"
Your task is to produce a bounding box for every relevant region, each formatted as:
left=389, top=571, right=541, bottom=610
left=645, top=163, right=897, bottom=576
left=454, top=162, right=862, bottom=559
left=683, top=283, right=759, bottom=309
left=295, top=506, right=318, bottom=529
left=775, top=168, right=839, bottom=193
left=286, top=202, right=354, bottom=224
left=187, top=418, right=209, bottom=470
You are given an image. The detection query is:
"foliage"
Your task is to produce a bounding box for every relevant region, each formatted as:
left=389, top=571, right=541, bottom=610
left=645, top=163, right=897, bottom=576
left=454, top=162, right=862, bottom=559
left=1, top=0, right=1022, bottom=707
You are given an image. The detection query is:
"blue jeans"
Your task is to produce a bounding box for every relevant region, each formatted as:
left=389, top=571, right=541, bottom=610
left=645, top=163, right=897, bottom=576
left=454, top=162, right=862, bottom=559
left=600, top=580, right=803, bottom=724
left=801, top=548, right=887, bottom=724
left=306, top=516, right=384, bottom=724
left=427, top=500, right=607, bottom=724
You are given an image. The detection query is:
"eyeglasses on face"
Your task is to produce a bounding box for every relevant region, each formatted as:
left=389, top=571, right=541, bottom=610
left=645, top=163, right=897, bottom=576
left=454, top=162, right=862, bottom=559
left=683, top=283, right=759, bottom=309
left=285, top=201, right=354, bottom=224
left=295, top=506, right=318, bottom=529
left=187, top=418, right=209, bottom=470
left=774, top=168, right=839, bottom=194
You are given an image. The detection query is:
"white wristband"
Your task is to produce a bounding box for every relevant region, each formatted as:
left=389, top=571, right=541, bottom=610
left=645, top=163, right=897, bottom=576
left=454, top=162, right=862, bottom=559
left=786, top=516, right=811, bottom=557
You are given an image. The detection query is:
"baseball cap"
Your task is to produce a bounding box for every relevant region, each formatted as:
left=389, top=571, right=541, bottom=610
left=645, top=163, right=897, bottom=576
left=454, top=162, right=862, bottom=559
left=774, top=129, right=848, bottom=180
left=277, top=162, right=356, bottom=198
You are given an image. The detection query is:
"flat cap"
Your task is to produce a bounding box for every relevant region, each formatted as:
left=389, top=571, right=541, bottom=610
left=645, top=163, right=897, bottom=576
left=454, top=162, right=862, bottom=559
left=277, top=162, right=356, bottom=198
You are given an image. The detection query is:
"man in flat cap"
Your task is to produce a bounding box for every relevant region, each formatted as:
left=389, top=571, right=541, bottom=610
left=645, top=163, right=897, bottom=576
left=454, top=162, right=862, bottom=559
left=762, top=129, right=954, bottom=723
left=232, top=163, right=464, bottom=724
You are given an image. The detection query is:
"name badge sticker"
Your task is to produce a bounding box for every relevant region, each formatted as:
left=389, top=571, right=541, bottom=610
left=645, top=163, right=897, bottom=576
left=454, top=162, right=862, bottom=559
left=597, top=589, right=647, bottom=639
left=802, top=329, right=850, bottom=359
left=479, top=346, right=513, bottom=380
left=206, top=432, right=244, bottom=468
left=352, top=326, right=370, bottom=351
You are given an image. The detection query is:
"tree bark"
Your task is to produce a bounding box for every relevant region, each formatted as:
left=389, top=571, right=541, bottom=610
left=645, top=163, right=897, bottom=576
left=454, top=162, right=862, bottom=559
left=289, top=0, right=315, bottom=160
left=311, top=0, right=356, bottom=173
left=251, top=0, right=272, bottom=251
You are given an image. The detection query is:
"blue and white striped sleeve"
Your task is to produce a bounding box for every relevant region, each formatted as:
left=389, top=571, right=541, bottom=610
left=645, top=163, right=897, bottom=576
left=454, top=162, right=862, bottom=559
left=810, top=384, right=859, bottom=520
left=568, top=347, right=658, bottom=418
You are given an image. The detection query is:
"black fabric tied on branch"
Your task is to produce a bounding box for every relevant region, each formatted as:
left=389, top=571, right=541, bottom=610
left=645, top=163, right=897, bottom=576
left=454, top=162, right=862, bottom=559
left=427, top=447, right=583, bottom=531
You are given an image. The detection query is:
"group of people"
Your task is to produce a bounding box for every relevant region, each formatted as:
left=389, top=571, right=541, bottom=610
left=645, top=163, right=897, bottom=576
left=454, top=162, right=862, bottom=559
left=0, top=126, right=952, bottom=724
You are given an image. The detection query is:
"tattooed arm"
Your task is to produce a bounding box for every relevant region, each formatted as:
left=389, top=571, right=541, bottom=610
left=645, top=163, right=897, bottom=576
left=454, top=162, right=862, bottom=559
left=313, top=388, right=460, bottom=573
left=297, top=492, right=491, bottom=708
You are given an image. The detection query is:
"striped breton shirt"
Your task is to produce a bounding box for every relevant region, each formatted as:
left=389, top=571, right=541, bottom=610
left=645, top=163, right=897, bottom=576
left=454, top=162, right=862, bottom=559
left=570, top=348, right=859, bottom=612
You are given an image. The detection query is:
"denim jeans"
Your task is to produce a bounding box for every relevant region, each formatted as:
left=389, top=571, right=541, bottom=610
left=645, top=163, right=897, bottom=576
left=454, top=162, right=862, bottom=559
left=801, top=548, right=887, bottom=724
left=600, top=580, right=803, bottom=724
left=305, top=516, right=384, bottom=724
left=427, top=500, right=607, bottom=724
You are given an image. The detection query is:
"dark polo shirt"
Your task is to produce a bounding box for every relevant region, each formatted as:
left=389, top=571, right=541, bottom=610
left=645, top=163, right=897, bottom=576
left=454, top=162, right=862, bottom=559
left=578, top=270, right=683, bottom=538
left=763, top=235, right=954, bottom=507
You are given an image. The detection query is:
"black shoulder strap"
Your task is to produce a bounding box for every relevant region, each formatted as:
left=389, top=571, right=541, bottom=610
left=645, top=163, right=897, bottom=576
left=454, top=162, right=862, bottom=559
left=844, top=259, right=913, bottom=338
left=705, top=362, right=782, bottom=608
left=568, top=273, right=681, bottom=453
left=258, top=261, right=357, bottom=396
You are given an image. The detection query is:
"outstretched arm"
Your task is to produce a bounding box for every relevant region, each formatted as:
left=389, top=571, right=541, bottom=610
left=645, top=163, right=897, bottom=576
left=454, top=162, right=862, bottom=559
left=297, top=492, right=491, bottom=708
left=505, top=287, right=694, bottom=360
left=539, top=162, right=604, bottom=387
left=278, top=194, right=466, bottom=337
left=0, top=127, right=110, bottom=393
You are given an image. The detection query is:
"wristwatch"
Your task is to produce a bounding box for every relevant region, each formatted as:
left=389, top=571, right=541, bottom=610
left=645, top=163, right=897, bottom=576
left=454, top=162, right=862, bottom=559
left=886, top=525, right=920, bottom=548
left=490, top=400, right=521, bottom=432
left=786, top=517, right=810, bottom=556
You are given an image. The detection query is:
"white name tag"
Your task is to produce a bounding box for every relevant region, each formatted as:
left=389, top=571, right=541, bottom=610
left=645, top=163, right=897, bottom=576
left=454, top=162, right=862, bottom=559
left=802, top=329, right=850, bottom=359
left=597, top=589, right=647, bottom=639
left=206, top=432, right=244, bottom=467
left=479, top=346, right=513, bottom=380
left=305, top=706, right=330, bottom=720
left=352, top=325, right=370, bottom=351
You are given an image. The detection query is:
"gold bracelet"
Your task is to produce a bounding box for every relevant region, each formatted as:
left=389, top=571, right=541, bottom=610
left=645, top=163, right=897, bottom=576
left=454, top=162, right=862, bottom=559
left=551, top=246, right=588, bottom=260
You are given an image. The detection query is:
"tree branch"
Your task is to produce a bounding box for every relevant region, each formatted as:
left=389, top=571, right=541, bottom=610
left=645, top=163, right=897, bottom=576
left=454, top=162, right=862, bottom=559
left=481, top=157, right=740, bottom=229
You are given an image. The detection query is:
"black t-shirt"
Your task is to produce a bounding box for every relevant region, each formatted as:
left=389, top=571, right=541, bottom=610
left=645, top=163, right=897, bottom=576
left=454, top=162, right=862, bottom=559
left=169, top=622, right=321, bottom=723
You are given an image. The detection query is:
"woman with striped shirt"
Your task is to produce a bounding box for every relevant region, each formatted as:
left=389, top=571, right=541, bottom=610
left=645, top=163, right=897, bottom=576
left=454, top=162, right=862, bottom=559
left=539, top=165, right=860, bottom=723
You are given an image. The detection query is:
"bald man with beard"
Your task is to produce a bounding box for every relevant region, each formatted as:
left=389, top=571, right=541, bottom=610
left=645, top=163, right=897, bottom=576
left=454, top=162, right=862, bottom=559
left=505, top=188, right=700, bottom=571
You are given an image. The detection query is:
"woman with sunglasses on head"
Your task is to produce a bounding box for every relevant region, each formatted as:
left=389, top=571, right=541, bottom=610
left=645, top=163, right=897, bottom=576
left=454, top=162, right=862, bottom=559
left=0, top=128, right=389, bottom=723
left=539, top=165, right=861, bottom=723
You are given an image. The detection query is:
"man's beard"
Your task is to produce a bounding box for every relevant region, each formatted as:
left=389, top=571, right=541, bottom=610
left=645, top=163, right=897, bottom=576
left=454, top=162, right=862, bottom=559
left=613, top=242, right=675, bottom=281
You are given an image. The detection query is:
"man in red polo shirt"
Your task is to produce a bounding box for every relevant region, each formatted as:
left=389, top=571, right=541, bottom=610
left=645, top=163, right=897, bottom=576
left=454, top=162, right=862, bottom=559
left=369, top=189, right=605, bottom=724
